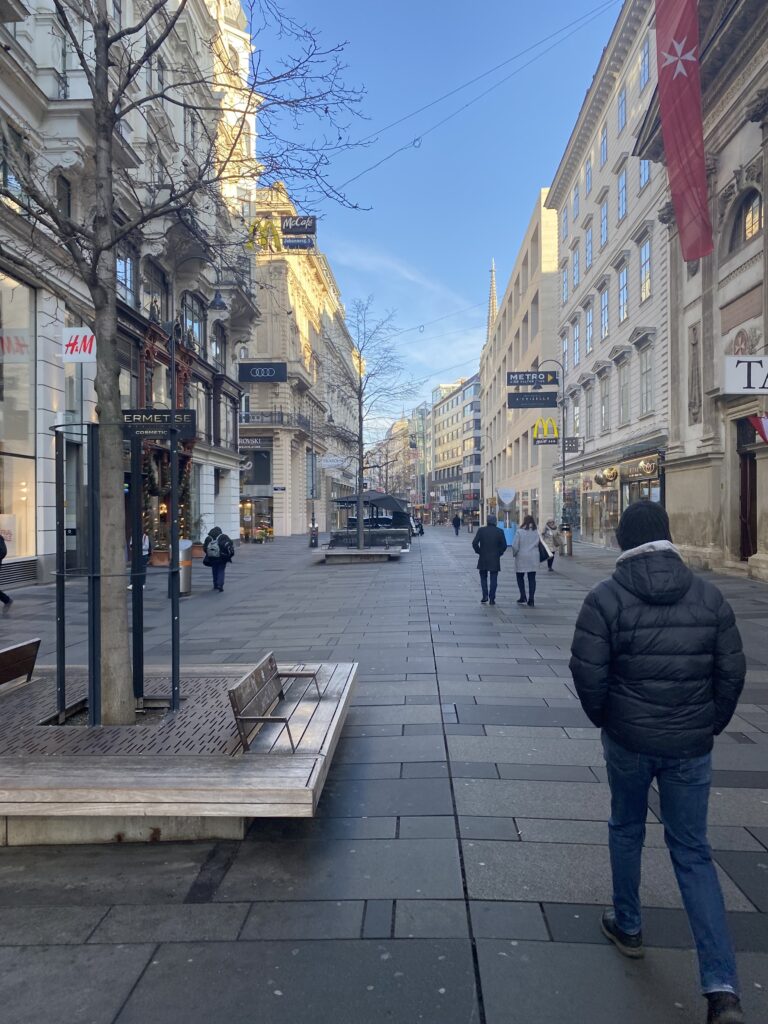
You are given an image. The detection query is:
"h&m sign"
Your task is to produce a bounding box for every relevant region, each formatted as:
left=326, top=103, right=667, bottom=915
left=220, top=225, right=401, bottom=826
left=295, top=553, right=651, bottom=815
left=724, top=356, right=768, bottom=395
left=62, top=327, right=96, bottom=363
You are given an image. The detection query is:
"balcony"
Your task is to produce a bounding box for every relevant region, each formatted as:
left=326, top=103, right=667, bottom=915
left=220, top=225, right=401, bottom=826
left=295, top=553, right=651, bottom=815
left=240, top=410, right=310, bottom=431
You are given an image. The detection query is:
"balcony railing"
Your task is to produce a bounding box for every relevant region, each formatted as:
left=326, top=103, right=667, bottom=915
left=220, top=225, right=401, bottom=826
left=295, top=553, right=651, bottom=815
left=239, top=410, right=310, bottom=430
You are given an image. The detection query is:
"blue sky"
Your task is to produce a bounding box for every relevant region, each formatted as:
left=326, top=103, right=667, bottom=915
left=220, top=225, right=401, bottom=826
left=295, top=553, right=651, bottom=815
left=278, top=0, right=624, bottom=405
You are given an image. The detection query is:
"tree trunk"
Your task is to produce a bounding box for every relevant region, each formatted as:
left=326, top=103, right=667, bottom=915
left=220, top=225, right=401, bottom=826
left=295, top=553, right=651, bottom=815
left=357, top=391, right=365, bottom=550
left=89, top=13, right=134, bottom=725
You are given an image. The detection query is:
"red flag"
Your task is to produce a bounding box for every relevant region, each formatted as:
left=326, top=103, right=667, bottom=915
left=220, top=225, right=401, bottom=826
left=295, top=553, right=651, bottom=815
left=655, top=0, right=713, bottom=260
left=750, top=415, right=768, bottom=444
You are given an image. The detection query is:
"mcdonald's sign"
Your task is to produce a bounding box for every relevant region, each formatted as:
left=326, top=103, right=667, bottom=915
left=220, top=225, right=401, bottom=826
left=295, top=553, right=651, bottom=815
left=532, top=417, right=559, bottom=446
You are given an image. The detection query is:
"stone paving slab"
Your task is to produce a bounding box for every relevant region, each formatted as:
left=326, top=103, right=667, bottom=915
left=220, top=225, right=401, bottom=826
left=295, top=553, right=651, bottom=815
left=89, top=903, right=249, bottom=943
left=0, top=906, right=107, bottom=945
left=317, top=778, right=454, bottom=818
left=116, top=940, right=479, bottom=1024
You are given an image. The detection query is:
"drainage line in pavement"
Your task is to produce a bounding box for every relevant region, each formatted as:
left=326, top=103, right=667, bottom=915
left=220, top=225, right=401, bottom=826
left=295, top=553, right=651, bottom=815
left=417, top=539, right=488, bottom=1024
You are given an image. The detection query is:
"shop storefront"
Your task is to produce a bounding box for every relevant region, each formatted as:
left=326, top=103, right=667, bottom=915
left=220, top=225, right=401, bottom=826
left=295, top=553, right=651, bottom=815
left=0, top=271, right=37, bottom=580
left=581, top=466, right=620, bottom=547
left=240, top=436, right=273, bottom=541
left=554, top=475, right=581, bottom=531
left=620, top=454, right=663, bottom=510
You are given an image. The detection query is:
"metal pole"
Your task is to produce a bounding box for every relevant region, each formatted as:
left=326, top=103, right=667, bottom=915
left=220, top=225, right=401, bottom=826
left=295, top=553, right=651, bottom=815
left=561, top=373, right=567, bottom=527
left=87, top=423, right=101, bottom=726
left=310, top=406, right=315, bottom=526
left=170, top=335, right=180, bottom=711
left=130, top=436, right=144, bottom=702
left=54, top=429, right=66, bottom=721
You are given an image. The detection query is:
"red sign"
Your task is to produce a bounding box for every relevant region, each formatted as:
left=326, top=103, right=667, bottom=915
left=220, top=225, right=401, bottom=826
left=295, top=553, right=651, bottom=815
left=655, top=0, right=713, bottom=261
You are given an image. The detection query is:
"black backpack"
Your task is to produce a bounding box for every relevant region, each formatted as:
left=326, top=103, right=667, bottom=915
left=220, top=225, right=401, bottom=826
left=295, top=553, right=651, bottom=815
left=0, top=535, right=6, bottom=562
left=220, top=536, right=234, bottom=559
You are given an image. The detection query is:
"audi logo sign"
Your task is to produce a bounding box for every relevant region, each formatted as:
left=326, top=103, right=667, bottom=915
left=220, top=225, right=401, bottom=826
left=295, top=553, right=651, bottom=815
left=238, top=362, right=288, bottom=383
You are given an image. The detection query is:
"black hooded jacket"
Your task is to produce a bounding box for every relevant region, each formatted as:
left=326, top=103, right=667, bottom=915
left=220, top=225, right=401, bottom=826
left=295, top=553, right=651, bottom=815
left=569, top=542, right=745, bottom=758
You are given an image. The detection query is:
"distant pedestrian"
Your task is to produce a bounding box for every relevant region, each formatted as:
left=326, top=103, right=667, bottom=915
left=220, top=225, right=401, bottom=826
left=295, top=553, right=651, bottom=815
left=203, top=526, right=234, bottom=592
left=569, top=501, right=746, bottom=1024
left=127, top=531, right=152, bottom=590
left=472, top=513, right=507, bottom=605
left=452, top=514, right=461, bottom=536
left=542, top=519, right=562, bottom=572
left=0, top=533, right=12, bottom=615
left=511, top=515, right=542, bottom=607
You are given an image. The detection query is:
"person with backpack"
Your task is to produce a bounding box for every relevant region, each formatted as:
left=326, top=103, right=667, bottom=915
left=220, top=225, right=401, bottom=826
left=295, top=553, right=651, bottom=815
left=0, top=533, right=12, bottom=614
left=203, top=526, right=234, bottom=592
left=569, top=501, right=746, bottom=1024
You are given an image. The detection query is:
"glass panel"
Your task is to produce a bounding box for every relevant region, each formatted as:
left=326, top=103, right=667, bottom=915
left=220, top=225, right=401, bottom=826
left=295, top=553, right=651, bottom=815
left=0, top=453, right=35, bottom=557
left=0, top=272, right=35, bottom=457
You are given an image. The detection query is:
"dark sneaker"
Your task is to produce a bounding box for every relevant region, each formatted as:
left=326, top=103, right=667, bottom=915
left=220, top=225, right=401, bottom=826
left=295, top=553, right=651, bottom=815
left=527, top=599, right=535, bottom=607
left=2, top=598, right=11, bottom=615
left=480, top=597, right=488, bottom=604
left=516, top=596, right=527, bottom=604
left=489, top=600, right=495, bottom=606
left=600, top=909, right=644, bottom=958
left=706, top=992, right=745, bottom=1024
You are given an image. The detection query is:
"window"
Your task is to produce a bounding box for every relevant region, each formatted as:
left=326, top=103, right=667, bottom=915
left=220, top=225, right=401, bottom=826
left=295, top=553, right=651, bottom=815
left=585, top=226, right=593, bottom=269
left=640, top=347, right=654, bottom=414
left=600, top=376, right=610, bottom=431
left=618, top=167, right=627, bottom=221
left=640, top=159, right=650, bottom=190
left=585, top=157, right=592, bottom=195
left=113, top=0, right=122, bottom=29
left=573, top=185, right=580, bottom=219
left=157, top=57, right=166, bottom=101
left=618, top=86, right=627, bottom=133
left=562, top=331, right=568, bottom=373
left=573, top=397, right=581, bottom=436
left=143, top=259, right=169, bottom=321
left=600, top=124, right=608, bottom=167
left=573, top=245, right=580, bottom=288
left=210, top=321, right=226, bottom=372
left=730, top=189, right=763, bottom=250
left=0, top=129, right=25, bottom=201
left=561, top=208, right=568, bottom=241
left=562, top=265, right=569, bottom=305
left=640, top=238, right=651, bottom=301
left=618, top=362, right=630, bottom=424
left=600, top=200, right=609, bottom=247
left=600, top=288, right=609, bottom=339
left=640, top=36, right=650, bottom=91
left=618, top=264, right=628, bottom=322
left=585, top=387, right=594, bottom=437
left=585, top=304, right=594, bottom=353
left=116, top=241, right=138, bottom=306
left=181, top=292, right=207, bottom=353
left=573, top=319, right=581, bottom=366
left=56, top=175, right=71, bottom=218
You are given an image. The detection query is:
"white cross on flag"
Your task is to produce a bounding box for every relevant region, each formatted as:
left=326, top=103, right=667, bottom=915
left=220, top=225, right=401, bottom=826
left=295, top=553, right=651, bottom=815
left=655, top=0, right=713, bottom=261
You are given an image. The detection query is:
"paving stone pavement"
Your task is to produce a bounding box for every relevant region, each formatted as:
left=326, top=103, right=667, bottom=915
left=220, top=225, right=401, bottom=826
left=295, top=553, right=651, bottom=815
left=1, top=530, right=768, bottom=1023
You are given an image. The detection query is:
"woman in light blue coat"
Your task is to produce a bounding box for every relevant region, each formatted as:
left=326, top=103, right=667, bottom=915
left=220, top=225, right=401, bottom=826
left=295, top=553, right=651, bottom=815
left=511, top=515, right=542, bottom=607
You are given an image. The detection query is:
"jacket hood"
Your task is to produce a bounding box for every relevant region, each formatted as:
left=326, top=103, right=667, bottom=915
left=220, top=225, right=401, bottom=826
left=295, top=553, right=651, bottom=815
left=613, top=541, right=693, bottom=605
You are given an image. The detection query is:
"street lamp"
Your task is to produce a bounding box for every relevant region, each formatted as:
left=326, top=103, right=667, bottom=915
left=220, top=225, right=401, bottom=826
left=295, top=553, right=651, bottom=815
left=482, top=427, right=494, bottom=520
left=536, top=358, right=569, bottom=528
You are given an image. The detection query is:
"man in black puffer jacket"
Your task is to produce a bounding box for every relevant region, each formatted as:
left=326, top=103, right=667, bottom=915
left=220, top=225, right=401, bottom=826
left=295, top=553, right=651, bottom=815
left=570, top=501, right=746, bottom=1024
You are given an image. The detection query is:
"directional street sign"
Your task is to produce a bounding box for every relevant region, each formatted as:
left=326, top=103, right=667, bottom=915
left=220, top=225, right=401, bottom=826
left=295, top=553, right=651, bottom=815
left=563, top=437, right=583, bottom=454
left=507, top=370, right=559, bottom=387
left=507, top=391, right=558, bottom=409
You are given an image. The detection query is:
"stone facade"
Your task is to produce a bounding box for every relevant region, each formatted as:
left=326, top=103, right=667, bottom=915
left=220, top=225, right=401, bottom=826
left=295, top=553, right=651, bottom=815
left=636, top=0, right=768, bottom=579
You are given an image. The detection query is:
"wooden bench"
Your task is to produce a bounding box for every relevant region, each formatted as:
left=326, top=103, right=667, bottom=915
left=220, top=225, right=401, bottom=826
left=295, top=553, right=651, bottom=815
left=0, top=640, right=41, bottom=687
left=228, top=652, right=321, bottom=752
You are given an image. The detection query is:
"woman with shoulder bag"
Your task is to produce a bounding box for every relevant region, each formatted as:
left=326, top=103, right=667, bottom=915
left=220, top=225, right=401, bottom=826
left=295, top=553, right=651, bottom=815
left=511, top=515, right=546, bottom=607
left=542, top=518, right=562, bottom=572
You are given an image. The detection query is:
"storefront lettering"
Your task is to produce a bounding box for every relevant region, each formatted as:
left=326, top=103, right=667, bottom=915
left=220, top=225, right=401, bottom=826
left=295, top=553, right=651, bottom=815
left=0, top=334, right=28, bottom=356
left=724, top=356, right=768, bottom=395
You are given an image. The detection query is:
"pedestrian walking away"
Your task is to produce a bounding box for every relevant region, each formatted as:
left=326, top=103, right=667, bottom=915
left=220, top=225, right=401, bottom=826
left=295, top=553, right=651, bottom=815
left=541, top=518, right=562, bottom=571
left=203, top=526, right=235, bottom=592
left=569, top=501, right=747, bottom=1024
left=452, top=514, right=461, bottom=536
left=511, top=514, right=542, bottom=607
left=0, top=533, right=12, bottom=614
left=472, top=513, right=507, bottom=605
left=127, top=531, right=152, bottom=590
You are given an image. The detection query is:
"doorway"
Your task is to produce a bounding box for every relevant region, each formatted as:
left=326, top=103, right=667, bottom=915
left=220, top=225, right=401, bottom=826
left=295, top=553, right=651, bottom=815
left=739, top=451, right=757, bottom=561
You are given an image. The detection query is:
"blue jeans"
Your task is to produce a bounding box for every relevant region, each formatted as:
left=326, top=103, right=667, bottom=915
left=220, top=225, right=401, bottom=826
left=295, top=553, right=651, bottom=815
left=211, top=561, right=226, bottom=590
left=602, top=732, right=739, bottom=995
left=479, top=571, right=498, bottom=601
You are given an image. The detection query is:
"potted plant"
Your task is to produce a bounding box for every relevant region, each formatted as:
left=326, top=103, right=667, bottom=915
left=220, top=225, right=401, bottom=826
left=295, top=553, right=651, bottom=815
left=150, top=543, right=170, bottom=567
left=191, top=515, right=208, bottom=559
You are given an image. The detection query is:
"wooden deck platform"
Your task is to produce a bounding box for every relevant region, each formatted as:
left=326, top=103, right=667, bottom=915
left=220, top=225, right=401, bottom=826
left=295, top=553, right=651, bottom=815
left=0, top=661, right=357, bottom=843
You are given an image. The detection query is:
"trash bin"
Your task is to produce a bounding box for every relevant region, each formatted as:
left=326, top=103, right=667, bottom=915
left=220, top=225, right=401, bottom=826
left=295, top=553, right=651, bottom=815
left=560, top=523, right=573, bottom=557
left=179, top=539, right=193, bottom=594
left=309, top=525, right=319, bottom=549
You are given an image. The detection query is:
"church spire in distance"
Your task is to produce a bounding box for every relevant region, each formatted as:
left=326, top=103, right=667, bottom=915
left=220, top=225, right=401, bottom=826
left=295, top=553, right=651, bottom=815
left=486, top=259, right=498, bottom=344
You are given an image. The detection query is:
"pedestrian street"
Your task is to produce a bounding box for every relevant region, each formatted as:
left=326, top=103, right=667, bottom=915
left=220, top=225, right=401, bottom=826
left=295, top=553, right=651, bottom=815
left=0, top=528, right=767, bottom=1023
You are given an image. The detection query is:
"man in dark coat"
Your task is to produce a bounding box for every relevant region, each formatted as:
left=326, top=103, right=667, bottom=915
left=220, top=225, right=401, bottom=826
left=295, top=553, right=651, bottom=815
left=451, top=514, right=461, bottom=536
left=570, top=501, right=746, bottom=1024
left=472, top=513, right=507, bottom=606
left=203, top=526, right=234, bottom=592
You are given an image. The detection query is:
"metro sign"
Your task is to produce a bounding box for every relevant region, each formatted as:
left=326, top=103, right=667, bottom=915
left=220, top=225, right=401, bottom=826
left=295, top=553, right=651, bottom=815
left=62, top=327, right=96, bottom=363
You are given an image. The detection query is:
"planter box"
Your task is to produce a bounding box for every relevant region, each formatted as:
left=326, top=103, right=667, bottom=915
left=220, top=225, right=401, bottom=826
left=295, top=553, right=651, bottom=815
left=191, top=542, right=205, bottom=559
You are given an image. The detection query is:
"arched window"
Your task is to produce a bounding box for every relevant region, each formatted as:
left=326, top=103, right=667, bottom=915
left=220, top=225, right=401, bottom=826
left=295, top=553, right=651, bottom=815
left=143, top=259, right=169, bottom=321
left=181, top=292, right=207, bottom=353
left=730, top=189, right=763, bottom=252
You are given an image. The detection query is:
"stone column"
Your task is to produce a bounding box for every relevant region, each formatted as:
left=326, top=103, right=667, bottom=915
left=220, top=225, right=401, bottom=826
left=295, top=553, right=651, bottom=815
left=271, top=431, right=290, bottom=537
left=658, top=202, right=682, bottom=452
left=747, top=88, right=768, bottom=345
left=748, top=446, right=768, bottom=582
left=699, top=154, right=721, bottom=449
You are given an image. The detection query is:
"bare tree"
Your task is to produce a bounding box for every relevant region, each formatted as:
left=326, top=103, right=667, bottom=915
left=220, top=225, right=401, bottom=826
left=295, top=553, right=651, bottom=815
left=0, top=0, right=359, bottom=723
left=329, top=298, right=416, bottom=549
